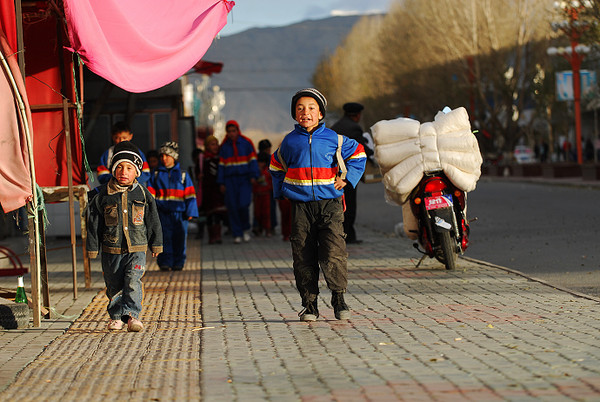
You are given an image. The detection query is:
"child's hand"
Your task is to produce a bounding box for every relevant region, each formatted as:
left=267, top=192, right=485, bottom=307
left=334, top=177, right=347, bottom=190
left=152, top=252, right=159, bottom=258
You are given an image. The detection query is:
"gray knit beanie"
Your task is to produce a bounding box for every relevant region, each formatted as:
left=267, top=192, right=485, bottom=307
left=291, top=88, right=327, bottom=120
left=159, top=141, right=179, bottom=161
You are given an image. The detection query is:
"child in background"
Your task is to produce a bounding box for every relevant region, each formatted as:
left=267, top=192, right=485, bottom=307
left=97, top=122, right=151, bottom=186
left=270, top=88, right=366, bottom=322
left=87, top=141, right=163, bottom=332
left=278, top=198, right=292, bottom=242
left=202, top=135, right=227, bottom=244
left=192, top=147, right=205, bottom=239
left=217, top=120, right=260, bottom=244
left=148, top=142, right=198, bottom=271
left=253, top=152, right=273, bottom=236
left=258, top=139, right=277, bottom=234
left=146, top=149, right=160, bottom=172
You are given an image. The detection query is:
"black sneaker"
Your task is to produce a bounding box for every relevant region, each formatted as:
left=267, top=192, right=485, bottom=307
left=298, top=299, right=319, bottom=322
left=332, top=292, right=350, bottom=320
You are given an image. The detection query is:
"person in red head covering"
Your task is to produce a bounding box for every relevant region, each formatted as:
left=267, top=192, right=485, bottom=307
left=217, top=120, right=260, bottom=243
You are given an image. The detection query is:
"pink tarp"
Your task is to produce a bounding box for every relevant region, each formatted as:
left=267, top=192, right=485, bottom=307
left=0, top=29, right=33, bottom=213
left=63, top=0, right=234, bottom=93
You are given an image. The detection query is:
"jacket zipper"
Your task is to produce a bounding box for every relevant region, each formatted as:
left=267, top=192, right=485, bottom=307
left=309, top=133, right=315, bottom=200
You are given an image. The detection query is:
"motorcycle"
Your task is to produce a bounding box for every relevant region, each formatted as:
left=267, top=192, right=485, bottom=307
left=408, top=170, right=472, bottom=270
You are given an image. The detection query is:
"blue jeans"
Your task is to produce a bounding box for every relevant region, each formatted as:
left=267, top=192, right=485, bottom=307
left=157, top=211, right=188, bottom=269
left=101, top=252, right=146, bottom=321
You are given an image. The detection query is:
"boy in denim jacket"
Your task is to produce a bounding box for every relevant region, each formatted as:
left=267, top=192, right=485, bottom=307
left=87, top=141, right=163, bottom=332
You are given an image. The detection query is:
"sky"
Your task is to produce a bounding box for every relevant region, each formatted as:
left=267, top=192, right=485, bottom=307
left=219, top=0, right=393, bottom=36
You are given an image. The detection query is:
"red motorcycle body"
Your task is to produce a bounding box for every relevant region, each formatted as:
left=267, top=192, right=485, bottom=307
left=409, top=171, right=470, bottom=269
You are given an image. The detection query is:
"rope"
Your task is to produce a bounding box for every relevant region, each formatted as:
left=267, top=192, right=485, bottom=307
left=71, top=53, right=94, bottom=183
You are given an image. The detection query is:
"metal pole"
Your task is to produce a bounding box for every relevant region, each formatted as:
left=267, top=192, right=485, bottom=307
left=572, top=41, right=583, bottom=164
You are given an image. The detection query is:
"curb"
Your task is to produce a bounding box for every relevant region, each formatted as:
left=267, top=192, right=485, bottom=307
left=462, top=255, right=600, bottom=303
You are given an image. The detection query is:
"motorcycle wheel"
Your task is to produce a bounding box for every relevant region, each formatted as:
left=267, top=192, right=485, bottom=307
left=437, top=231, right=457, bottom=270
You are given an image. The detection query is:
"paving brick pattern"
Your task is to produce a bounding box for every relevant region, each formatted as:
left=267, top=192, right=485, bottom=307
left=200, top=230, right=600, bottom=401
left=0, top=243, right=203, bottom=401
left=1, top=228, right=600, bottom=401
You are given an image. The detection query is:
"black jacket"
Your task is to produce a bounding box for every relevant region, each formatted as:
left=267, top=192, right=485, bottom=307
left=87, top=179, right=163, bottom=258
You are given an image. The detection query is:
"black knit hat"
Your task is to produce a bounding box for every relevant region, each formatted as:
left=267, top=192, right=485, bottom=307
left=159, top=141, right=179, bottom=161
left=110, top=141, right=143, bottom=177
left=343, top=102, right=364, bottom=115
left=291, top=88, right=327, bottom=120
left=258, top=139, right=272, bottom=152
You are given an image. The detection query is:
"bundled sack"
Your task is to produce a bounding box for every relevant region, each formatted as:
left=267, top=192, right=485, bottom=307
left=432, top=107, right=471, bottom=134
left=419, top=122, right=441, bottom=172
left=371, top=117, right=420, bottom=146
left=375, top=138, right=421, bottom=171
left=372, top=106, right=482, bottom=205
left=434, top=108, right=483, bottom=192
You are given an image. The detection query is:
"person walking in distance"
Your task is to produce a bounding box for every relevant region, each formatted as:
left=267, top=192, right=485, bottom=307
left=147, top=142, right=199, bottom=271
left=217, top=120, right=260, bottom=244
left=331, top=102, right=373, bottom=244
left=202, top=135, right=227, bottom=244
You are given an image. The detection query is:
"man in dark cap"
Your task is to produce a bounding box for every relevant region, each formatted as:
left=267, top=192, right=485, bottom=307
left=331, top=102, right=373, bottom=244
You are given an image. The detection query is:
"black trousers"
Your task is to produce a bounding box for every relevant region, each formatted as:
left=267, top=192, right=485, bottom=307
left=290, top=198, right=348, bottom=304
left=343, top=183, right=358, bottom=242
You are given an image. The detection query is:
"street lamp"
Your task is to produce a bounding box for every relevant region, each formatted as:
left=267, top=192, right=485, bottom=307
left=547, top=1, right=592, bottom=164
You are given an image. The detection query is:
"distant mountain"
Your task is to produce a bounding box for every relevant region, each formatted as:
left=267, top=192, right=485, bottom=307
left=203, top=15, right=365, bottom=137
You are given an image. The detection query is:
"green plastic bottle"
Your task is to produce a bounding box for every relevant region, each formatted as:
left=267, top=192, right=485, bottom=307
left=15, top=276, right=27, bottom=304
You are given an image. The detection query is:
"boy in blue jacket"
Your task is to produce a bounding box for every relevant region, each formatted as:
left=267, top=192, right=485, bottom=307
left=148, top=141, right=198, bottom=271
left=270, top=88, right=366, bottom=321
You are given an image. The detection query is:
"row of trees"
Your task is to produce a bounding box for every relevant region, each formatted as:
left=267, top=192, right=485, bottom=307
left=313, top=0, right=599, bottom=158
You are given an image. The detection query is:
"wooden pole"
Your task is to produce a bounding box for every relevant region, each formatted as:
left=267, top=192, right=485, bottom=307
left=0, top=46, right=42, bottom=327
left=63, top=99, right=78, bottom=299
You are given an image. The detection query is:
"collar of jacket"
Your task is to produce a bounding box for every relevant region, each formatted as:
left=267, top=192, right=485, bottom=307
left=293, top=122, right=326, bottom=136
left=107, top=178, right=139, bottom=195
left=157, top=162, right=181, bottom=174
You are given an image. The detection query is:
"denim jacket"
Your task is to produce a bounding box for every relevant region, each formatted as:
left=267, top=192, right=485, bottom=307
left=87, top=179, right=163, bottom=258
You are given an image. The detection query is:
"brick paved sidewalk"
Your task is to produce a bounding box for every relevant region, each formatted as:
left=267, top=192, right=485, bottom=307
left=1, top=228, right=600, bottom=401
left=200, top=230, right=600, bottom=401
left=0, top=240, right=203, bottom=401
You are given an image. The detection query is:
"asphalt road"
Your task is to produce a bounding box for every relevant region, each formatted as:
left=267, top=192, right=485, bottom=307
left=355, top=178, right=600, bottom=298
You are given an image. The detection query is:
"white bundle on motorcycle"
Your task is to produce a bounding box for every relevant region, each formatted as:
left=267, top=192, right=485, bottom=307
left=372, top=116, right=424, bottom=201
left=371, top=117, right=421, bottom=146
left=371, top=107, right=482, bottom=239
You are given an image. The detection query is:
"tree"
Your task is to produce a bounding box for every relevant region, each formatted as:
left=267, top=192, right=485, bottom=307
left=314, top=0, right=556, bottom=155
left=312, top=15, right=387, bottom=122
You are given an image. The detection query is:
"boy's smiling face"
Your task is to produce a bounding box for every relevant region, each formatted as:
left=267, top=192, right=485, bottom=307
left=295, top=96, right=322, bottom=132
